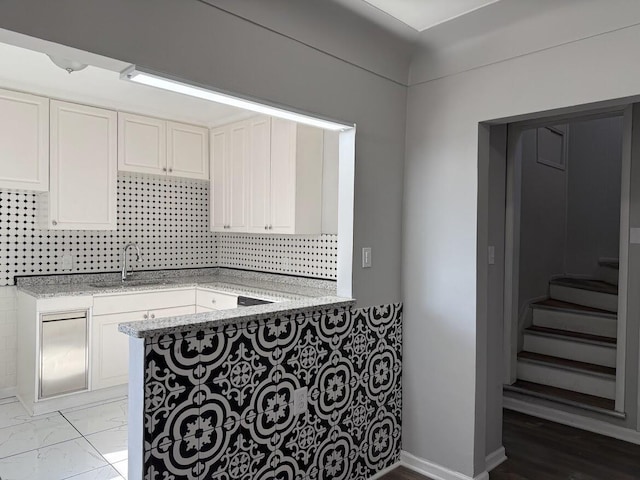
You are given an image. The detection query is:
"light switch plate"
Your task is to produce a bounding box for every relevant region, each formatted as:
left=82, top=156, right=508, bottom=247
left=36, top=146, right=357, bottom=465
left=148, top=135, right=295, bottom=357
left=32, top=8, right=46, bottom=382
left=362, top=247, right=372, bottom=268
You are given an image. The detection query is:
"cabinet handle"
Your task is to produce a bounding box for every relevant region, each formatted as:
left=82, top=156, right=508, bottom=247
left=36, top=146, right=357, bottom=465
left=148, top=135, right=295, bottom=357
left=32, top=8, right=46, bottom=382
left=264, top=226, right=268, bottom=230
left=211, top=299, right=216, bottom=304
left=162, top=167, right=167, bottom=172
left=150, top=313, right=155, bottom=319
left=169, top=168, right=173, bottom=173
left=269, top=225, right=273, bottom=230
left=52, top=220, right=57, bottom=226
left=143, top=313, right=149, bottom=319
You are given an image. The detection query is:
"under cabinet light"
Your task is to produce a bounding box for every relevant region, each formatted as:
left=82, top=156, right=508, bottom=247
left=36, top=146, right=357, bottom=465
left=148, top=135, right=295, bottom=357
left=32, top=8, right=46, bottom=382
left=121, top=66, right=352, bottom=131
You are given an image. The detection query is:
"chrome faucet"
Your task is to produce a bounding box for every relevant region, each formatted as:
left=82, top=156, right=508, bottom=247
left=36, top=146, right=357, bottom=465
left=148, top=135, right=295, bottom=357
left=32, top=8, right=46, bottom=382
left=121, top=243, right=142, bottom=282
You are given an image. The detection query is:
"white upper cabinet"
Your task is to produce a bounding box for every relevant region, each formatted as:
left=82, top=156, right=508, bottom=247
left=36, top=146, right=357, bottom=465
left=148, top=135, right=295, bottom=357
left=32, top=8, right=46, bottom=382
left=118, top=113, right=209, bottom=180
left=0, top=89, right=49, bottom=191
left=210, top=121, right=249, bottom=232
left=45, top=100, right=117, bottom=230
left=118, top=112, right=166, bottom=175
left=212, top=116, right=324, bottom=235
left=257, top=117, right=324, bottom=235
left=167, top=121, right=209, bottom=180
left=247, top=116, right=272, bottom=232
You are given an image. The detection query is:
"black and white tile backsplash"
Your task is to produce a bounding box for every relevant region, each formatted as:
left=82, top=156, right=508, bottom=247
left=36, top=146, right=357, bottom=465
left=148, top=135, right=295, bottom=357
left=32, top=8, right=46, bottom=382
left=0, top=174, right=337, bottom=286
left=143, top=303, right=402, bottom=480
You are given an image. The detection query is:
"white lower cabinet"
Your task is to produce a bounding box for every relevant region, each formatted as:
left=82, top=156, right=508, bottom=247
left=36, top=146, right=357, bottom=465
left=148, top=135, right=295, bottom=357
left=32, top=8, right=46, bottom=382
left=196, top=288, right=238, bottom=310
left=92, top=310, right=143, bottom=390
left=91, top=304, right=196, bottom=390
left=19, top=286, right=248, bottom=412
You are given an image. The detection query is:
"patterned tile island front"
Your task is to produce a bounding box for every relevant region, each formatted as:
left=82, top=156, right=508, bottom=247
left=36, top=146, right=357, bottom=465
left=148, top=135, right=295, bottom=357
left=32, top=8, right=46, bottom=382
left=122, top=302, right=403, bottom=480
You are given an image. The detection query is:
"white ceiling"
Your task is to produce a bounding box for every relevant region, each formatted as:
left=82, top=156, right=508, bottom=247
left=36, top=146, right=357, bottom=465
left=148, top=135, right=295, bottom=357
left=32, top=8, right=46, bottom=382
left=0, top=41, right=252, bottom=127
left=356, top=0, right=501, bottom=32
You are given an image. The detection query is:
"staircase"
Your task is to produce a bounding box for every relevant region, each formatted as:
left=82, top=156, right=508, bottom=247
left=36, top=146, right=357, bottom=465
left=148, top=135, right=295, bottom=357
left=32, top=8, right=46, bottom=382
left=506, top=273, right=619, bottom=414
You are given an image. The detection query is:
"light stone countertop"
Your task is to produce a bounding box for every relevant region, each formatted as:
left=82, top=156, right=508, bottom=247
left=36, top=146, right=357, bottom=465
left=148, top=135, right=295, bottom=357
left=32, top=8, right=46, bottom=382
left=16, top=268, right=352, bottom=339
left=16, top=267, right=335, bottom=300
left=118, top=296, right=355, bottom=339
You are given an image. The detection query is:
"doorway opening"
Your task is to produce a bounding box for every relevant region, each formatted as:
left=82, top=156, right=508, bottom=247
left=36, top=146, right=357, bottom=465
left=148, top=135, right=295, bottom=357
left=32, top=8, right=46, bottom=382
left=479, top=101, right=640, bottom=468
left=505, top=115, right=624, bottom=415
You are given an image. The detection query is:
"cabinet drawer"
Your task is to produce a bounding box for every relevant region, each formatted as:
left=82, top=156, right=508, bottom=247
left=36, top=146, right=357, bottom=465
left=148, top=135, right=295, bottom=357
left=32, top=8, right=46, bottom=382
left=93, top=288, right=195, bottom=315
left=196, top=289, right=238, bottom=311
left=149, top=305, right=195, bottom=319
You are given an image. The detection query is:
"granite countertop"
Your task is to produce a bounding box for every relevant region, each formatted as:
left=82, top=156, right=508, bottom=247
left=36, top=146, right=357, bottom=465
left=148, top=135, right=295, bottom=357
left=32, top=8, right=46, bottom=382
left=16, top=268, right=353, bottom=339
left=16, top=267, right=336, bottom=301
left=118, top=296, right=355, bottom=339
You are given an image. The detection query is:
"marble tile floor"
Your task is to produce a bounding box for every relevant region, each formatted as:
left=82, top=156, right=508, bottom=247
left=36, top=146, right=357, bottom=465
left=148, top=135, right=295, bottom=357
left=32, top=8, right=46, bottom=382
left=0, top=396, right=129, bottom=480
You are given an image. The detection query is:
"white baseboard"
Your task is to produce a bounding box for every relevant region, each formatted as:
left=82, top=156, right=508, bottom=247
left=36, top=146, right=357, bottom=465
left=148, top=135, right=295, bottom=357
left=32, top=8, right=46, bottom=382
left=0, top=386, right=16, bottom=400
left=504, top=396, right=640, bottom=445
left=484, top=446, right=507, bottom=472
left=401, top=451, right=489, bottom=480
left=368, top=461, right=401, bottom=480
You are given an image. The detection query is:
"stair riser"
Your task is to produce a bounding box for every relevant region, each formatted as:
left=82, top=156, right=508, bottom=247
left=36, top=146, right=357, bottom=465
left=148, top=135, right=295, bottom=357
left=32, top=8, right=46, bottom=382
left=517, top=360, right=615, bottom=399
left=550, top=284, right=618, bottom=312
left=533, top=308, right=617, bottom=338
left=523, top=333, right=616, bottom=368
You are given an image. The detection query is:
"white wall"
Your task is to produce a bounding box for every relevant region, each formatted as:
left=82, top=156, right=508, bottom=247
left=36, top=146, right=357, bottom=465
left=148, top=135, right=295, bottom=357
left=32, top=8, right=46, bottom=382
left=404, top=20, right=640, bottom=479
left=518, top=128, right=567, bottom=315
left=566, top=117, right=623, bottom=277
left=322, top=130, right=339, bottom=235
left=0, top=0, right=407, bottom=308
left=0, top=286, right=17, bottom=395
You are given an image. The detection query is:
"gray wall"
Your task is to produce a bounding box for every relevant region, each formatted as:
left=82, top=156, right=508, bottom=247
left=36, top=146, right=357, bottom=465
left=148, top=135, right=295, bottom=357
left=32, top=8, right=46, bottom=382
left=566, top=117, right=623, bottom=277
left=0, top=0, right=407, bottom=308
left=517, top=117, right=623, bottom=318
left=518, top=128, right=567, bottom=315
left=404, top=15, right=640, bottom=478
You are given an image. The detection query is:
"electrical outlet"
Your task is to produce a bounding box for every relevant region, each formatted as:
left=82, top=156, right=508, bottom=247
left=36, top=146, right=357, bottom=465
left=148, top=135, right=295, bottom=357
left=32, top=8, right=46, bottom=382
left=61, top=253, right=73, bottom=271
left=293, top=386, right=308, bottom=415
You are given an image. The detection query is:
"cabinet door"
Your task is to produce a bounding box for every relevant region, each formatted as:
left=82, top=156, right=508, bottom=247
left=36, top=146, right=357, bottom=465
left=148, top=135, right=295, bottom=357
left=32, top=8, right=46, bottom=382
left=118, top=112, right=166, bottom=175
left=247, top=116, right=272, bottom=233
left=49, top=101, right=117, bottom=230
left=167, top=121, right=209, bottom=180
left=210, top=126, right=227, bottom=232
left=227, top=121, right=249, bottom=231
left=92, top=311, right=145, bottom=389
left=269, top=118, right=297, bottom=233
left=0, top=89, right=49, bottom=191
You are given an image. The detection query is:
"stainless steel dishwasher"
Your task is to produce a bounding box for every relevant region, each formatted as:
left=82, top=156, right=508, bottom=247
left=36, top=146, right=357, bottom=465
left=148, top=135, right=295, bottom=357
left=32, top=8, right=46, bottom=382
left=40, top=310, right=89, bottom=399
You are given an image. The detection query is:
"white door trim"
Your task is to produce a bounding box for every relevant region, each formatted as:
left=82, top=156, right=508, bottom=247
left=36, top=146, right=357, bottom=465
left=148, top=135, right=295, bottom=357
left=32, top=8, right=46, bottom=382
left=614, top=105, right=632, bottom=413
left=503, top=124, right=523, bottom=384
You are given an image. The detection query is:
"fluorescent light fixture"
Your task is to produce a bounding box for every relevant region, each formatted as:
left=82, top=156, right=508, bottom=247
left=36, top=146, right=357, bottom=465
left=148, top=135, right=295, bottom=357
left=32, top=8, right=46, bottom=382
left=121, top=66, right=352, bottom=131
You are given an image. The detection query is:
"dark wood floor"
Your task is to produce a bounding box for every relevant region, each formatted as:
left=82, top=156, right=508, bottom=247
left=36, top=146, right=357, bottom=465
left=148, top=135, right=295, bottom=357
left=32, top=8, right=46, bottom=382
left=381, top=410, right=640, bottom=480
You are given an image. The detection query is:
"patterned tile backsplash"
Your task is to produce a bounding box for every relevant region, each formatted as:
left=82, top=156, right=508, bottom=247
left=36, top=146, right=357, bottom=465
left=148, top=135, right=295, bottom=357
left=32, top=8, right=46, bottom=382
left=142, top=303, right=402, bottom=480
left=0, top=173, right=337, bottom=286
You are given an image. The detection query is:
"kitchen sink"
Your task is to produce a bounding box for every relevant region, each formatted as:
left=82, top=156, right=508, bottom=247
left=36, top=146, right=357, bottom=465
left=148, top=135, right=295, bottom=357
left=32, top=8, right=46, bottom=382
left=90, top=279, right=176, bottom=288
